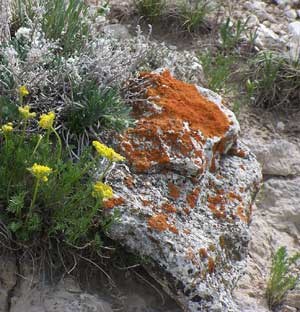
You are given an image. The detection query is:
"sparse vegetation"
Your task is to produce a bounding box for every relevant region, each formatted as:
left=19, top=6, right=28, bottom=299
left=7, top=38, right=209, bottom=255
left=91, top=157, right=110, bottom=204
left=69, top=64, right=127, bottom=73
left=178, top=0, right=213, bottom=33
left=134, top=0, right=166, bottom=21
left=266, top=247, right=300, bottom=310
left=246, top=51, right=300, bottom=112
left=0, top=96, right=124, bottom=249
left=134, top=0, right=214, bottom=33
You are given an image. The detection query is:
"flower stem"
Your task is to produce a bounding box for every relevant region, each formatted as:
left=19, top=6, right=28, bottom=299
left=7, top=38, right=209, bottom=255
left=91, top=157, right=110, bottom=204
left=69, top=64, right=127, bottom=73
left=99, top=160, right=113, bottom=181
left=32, top=135, right=43, bottom=156
left=51, top=126, right=62, bottom=160
left=29, top=178, right=40, bottom=216
left=20, top=120, right=27, bottom=145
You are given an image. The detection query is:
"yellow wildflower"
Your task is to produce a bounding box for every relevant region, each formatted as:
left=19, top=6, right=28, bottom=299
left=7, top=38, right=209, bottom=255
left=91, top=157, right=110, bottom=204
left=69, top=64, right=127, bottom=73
left=19, top=85, right=29, bottom=97
left=1, top=122, right=13, bottom=133
left=39, top=111, right=55, bottom=129
left=92, top=181, right=113, bottom=199
left=28, top=163, right=52, bottom=182
left=19, top=105, right=36, bottom=120
left=92, top=141, right=125, bottom=162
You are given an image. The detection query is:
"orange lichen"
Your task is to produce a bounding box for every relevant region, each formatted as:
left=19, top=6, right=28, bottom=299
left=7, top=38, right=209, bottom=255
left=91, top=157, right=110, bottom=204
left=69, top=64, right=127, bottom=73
left=208, top=195, right=224, bottom=205
left=141, top=71, right=230, bottom=138
left=228, top=192, right=242, bottom=202
left=208, top=202, right=228, bottom=220
left=183, top=229, right=191, bottom=235
left=185, top=248, right=196, bottom=262
left=148, top=214, right=169, bottom=232
left=168, top=182, right=180, bottom=199
left=103, top=197, right=125, bottom=209
left=216, top=189, right=225, bottom=195
left=183, top=207, right=191, bottom=215
left=199, top=248, right=208, bottom=259
left=186, top=187, right=200, bottom=208
left=208, top=257, right=215, bottom=274
left=120, top=70, right=231, bottom=173
left=229, top=147, right=247, bottom=158
left=142, top=199, right=152, bottom=206
left=124, top=176, right=134, bottom=188
left=168, top=224, right=179, bottom=234
left=236, top=205, right=249, bottom=223
left=161, top=202, right=177, bottom=213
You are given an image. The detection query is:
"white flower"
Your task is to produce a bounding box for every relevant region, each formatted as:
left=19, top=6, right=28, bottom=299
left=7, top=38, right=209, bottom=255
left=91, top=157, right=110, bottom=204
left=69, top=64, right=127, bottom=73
left=15, top=27, right=32, bottom=40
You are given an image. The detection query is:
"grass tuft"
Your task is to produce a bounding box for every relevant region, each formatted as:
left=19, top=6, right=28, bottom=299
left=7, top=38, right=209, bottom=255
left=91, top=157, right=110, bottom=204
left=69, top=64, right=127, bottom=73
left=266, top=246, right=300, bottom=310
left=246, top=51, right=300, bottom=112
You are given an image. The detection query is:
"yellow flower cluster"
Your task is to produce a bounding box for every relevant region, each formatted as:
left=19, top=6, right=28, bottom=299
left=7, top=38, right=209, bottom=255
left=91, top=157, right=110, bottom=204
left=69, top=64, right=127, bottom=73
left=28, top=163, right=53, bottom=182
left=1, top=122, right=13, bottom=133
left=92, top=181, right=113, bottom=199
left=92, top=141, right=125, bottom=162
left=19, top=105, right=36, bottom=120
left=39, top=112, right=55, bottom=129
left=19, top=85, right=29, bottom=97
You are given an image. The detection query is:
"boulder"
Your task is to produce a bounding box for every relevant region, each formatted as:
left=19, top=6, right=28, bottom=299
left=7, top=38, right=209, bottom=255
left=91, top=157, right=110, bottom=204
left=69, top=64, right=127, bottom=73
left=104, top=71, right=262, bottom=311
left=242, top=138, right=300, bottom=176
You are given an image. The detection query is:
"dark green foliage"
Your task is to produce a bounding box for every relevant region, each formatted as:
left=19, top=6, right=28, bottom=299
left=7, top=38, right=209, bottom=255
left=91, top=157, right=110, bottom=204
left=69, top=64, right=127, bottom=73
left=0, top=96, right=18, bottom=123
left=0, top=123, right=116, bottom=246
left=134, top=0, right=166, bottom=21
left=65, top=81, right=132, bottom=134
left=266, top=246, right=300, bottom=310
left=247, top=51, right=300, bottom=112
left=199, top=52, right=236, bottom=92
left=42, top=0, right=89, bottom=54
left=220, top=17, right=250, bottom=52
left=179, top=0, right=213, bottom=33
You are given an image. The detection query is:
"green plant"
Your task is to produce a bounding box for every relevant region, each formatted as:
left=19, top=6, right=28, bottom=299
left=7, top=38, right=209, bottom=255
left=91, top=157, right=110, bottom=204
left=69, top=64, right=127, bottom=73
left=266, top=246, right=300, bottom=310
left=134, top=0, right=166, bottom=21
left=178, top=0, right=213, bottom=32
left=199, top=51, right=236, bottom=92
left=220, top=17, right=249, bottom=52
left=247, top=51, right=300, bottom=111
left=0, top=96, right=125, bottom=253
left=42, top=0, right=89, bottom=55
left=65, top=81, right=132, bottom=134
left=11, top=0, right=40, bottom=30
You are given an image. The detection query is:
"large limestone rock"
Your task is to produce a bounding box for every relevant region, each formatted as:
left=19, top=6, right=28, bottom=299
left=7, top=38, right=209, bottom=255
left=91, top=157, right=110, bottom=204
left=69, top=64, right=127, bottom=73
left=104, top=71, right=262, bottom=311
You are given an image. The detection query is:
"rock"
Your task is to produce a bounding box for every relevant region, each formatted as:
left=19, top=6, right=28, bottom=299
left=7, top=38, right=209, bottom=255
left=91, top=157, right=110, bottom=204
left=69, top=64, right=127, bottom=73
left=247, top=14, right=260, bottom=28
left=285, top=8, right=298, bottom=19
left=280, top=305, right=298, bottom=312
left=0, top=255, right=17, bottom=312
left=256, top=177, right=300, bottom=250
left=10, top=277, right=114, bottom=312
left=105, top=71, right=262, bottom=311
left=276, top=121, right=285, bottom=131
left=233, top=175, right=300, bottom=312
left=288, top=21, right=300, bottom=38
left=255, top=24, right=284, bottom=49
left=285, top=289, right=300, bottom=309
left=101, top=24, right=131, bottom=40
left=242, top=138, right=300, bottom=176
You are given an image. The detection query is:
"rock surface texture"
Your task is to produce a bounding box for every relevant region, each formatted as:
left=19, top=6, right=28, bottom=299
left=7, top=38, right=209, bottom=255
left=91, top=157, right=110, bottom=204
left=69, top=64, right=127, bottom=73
left=105, top=71, right=262, bottom=311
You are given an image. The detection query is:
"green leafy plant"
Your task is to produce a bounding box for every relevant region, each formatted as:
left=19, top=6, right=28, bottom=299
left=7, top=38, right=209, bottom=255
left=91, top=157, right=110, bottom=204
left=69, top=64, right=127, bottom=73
left=0, top=91, right=125, bottom=252
left=247, top=51, right=300, bottom=111
left=65, top=81, right=132, bottom=134
left=11, top=0, right=39, bottom=30
left=134, top=0, right=166, bottom=21
left=220, top=17, right=249, bottom=52
left=178, top=0, right=213, bottom=33
left=42, top=0, right=89, bottom=55
left=266, top=246, right=300, bottom=310
left=199, top=51, right=236, bottom=92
